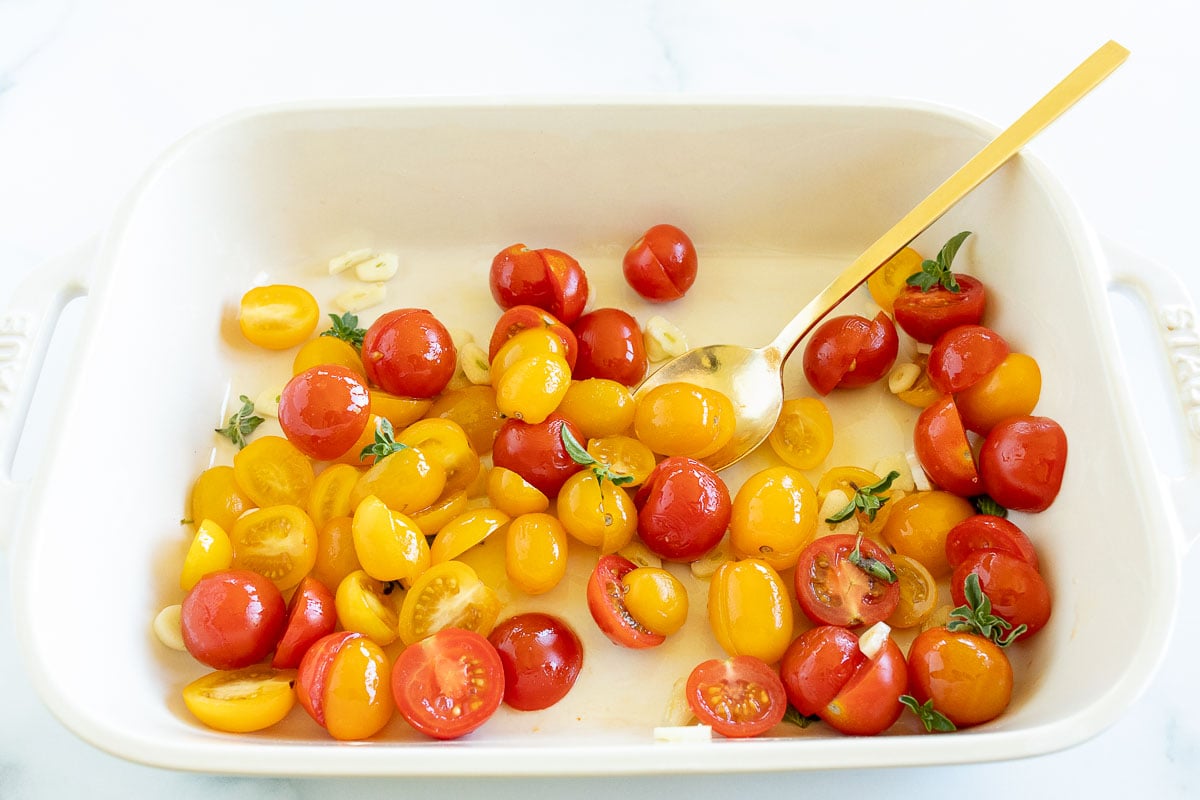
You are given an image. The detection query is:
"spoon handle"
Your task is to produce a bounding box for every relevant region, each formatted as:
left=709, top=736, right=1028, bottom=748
left=766, top=39, right=1130, bottom=359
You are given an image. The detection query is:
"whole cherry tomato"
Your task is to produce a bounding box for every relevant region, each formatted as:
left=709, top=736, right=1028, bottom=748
left=634, top=456, right=731, bottom=561
left=586, top=554, right=666, bottom=649
left=927, top=324, right=1010, bottom=395
left=361, top=308, right=457, bottom=398
left=951, top=551, right=1051, bottom=641
left=779, top=626, right=864, bottom=717
left=685, top=656, right=787, bottom=738
left=907, top=627, right=1013, bottom=728
left=793, top=534, right=899, bottom=628
left=882, top=490, right=974, bottom=578
left=489, top=244, right=589, bottom=325
left=802, top=312, right=899, bottom=395
left=488, top=612, right=583, bottom=711
left=955, top=352, right=1041, bottom=434
left=296, top=630, right=393, bottom=740
left=945, top=514, right=1040, bottom=572
left=893, top=274, right=987, bottom=344
left=278, top=365, right=372, bottom=461
left=978, top=416, right=1068, bottom=512
left=488, top=304, right=579, bottom=370
left=913, top=395, right=980, bottom=497
left=492, top=413, right=584, bottom=497
left=821, top=632, right=907, bottom=736
left=571, top=308, right=648, bottom=386
left=271, top=576, right=337, bottom=668
left=181, top=569, right=286, bottom=670
left=392, top=627, right=505, bottom=740
left=622, top=224, right=699, bottom=302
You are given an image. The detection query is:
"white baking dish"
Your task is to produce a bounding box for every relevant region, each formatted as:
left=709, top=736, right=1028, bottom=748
left=2, top=100, right=1194, bottom=775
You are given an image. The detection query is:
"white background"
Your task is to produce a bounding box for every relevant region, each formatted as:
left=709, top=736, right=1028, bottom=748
left=1, top=1, right=1197, bottom=797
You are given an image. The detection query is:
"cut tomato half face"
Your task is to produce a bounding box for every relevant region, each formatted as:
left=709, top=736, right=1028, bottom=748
left=585, top=554, right=666, bottom=649
left=391, top=627, right=505, bottom=740
left=794, top=534, right=900, bottom=628
left=685, top=655, right=787, bottom=738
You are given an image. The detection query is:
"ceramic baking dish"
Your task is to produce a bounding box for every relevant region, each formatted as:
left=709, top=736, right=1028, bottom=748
left=2, top=100, right=1195, bottom=775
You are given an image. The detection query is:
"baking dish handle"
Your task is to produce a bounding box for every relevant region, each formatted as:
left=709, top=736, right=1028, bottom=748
left=0, top=239, right=93, bottom=553
left=1101, top=236, right=1200, bottom=553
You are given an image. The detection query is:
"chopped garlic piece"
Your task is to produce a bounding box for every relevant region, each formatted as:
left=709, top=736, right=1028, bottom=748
left=459, top=342, right=491, bottom=385
left=872, top=454, right=915, bottom=493
left=906, top=450, right=932, bottom=491
left=619, top=540, right=662, bottom=570
left=153, top=605, right=187, bottom=651
left=661, top=676, right=695, bottom=727
left=335, top=282, right=387, bottom=313
left=328, top=247, right=376, bottom=275
left=815, top=489, right=859, bottom=538
left=354, top=253, right=399, bottom=282
left=254, top=385, right=283, bottom=418
left=690, top=535, right=733, bottom=579
left=858, top=621, right=892, bottom=659
left=643, top=315, right=689, bottom=362
left=915, top=341, right=932, bottom=355
left=654, top=725, right=712, bottom=743
left=888, top=362, right=921, bottom=394
left=447, top=328, right=475, bottom=350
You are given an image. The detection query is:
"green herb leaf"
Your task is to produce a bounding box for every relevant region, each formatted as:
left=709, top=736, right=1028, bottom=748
left=947, top=572, right=1028, bottom=647
left=783, top=705, right=820, bottom=729
left=972, top=495, right=1008, bottom=518
left=848, top=534, right=898, bottom=583
left=905, top=231, right=972, bottom=293
left=359, top=417, right=409, bottom=463
left=320, top=311, right=367, bottom=349
left=824, top=470, right=900, bottom=524
left=214, top=394, right=265, bottom=450
left=899, top=695, right=957, bottom=733
left=560, top=425, right=633, bottom=486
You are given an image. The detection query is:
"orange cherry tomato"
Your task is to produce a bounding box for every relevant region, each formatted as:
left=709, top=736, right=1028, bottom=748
left=907, top=627, right=1013, bottom=727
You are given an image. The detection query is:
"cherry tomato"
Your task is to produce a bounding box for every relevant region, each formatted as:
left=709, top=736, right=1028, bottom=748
left=505, top=512, right=568, bottom=595
left=927, top=325, right=1010, bottom=395
left=767, top=397, right=834, bottom=470
left=351, top=495, right=431, bottom=583
left=893, top=274, right=987, bottom=344
left=306, top=463, right=359, bottom=531
left=489, top=244, right=589, bottom=324
left=635, top=457, right=731, bottom=562
left=802, top=312, right=899, bottom=395
left=822, top=634, right=907, bottom=736
left=945, top=514, right=1040, bottom=572
left=296, top=630, right=393, bottom=740
left=397, top=560, right=501, bottom=645
left=182, top=666, right=297, bottom=733
left=487, top=467, right=551, bottom=517
left=350, top=441, right=446, bottom=513
left=978, top=416, right=1068, bottom=512
left=885, top=554, right=938, bottom=629
left=278, top=365, right=372, bottom=461
left=585, top=435, right=656, bottom=487
left=882, top=490, right=974, bottom=578
left=396, top=418, right=481, bottom=495
left=571, top=308, right=648, bottom=386
left=586, top=554, right=666, bottom=649
left=557, top=471, right=638, bottom=553
left=238, top=284, right=320, bottom=350
left=181, top=569, right=286, bottom=670
left=779, top=626, right=864, bottom=716
left=729, top=466, right=818, bottom=571
left=866, top=246, right=923, bottom=314
left=428, top=508, right=511, bottom=564
left=913, top=395, right=980, bottom=497
left=685, top=656, right=787, bottom=738
left=190, top=465, right=253, bottom=533
left=495, top=353, right=571, bottom=424
left=312, top=516, right=361, bottom=590
left=488, top=613, right=583, bottom=711
left=233, top=435, right=314, bottom=508
left=368, top=390, right=434, bottom=432
left=488, top=305, right=578, bottom=370
left=907, top=627, right=1013, bottom=727
left=793, top=534, right=899, bottom=628
left=180, top=519, right=233, bottom=592
left=708, top=558, right=793, bottom=663
left=951, top=551, right=1052, bottom=641
left=557, top=379, right=636, bottom=440
left=622, top=224, right=699, bottom=302
left=955, top=352, right=1042, bottom=434
left=425, top=385, right=504, bottom=454
left=633, top=382, right=736, bottom=459
left=622, top=567, right=689, bottom=637
left=391, top=627, right=505, bottom=740
left=492, top=414, right=584, bottom=497
left=333, top=569, right=401, bottom=646
left=229, top=504, right=318, bottom=591
left=292, top=335, right=366, bottom=378
left=361, top=308, right=457, bottom=398
left=271, top=576, right=337, bottom=668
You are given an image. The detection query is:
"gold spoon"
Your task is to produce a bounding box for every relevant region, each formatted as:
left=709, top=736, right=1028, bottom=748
left=636, top=40, right=1130, bottom=472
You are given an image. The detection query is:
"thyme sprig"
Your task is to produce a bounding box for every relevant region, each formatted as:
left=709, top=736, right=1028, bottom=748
left=947, top=572, right=1028, bottom=647
left=905, top=231, right=972, bottom=293
left=359, top=417, right=409, bottom=463
left=214, top=395, right=264, bottom=450
left=321, top=311, right=367, bottom=349
left=825, top=471, right=900, bottom=524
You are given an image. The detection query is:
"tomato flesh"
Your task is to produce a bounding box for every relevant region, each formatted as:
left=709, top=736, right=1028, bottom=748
left=685, top=656, right=787, bottom=738
left=391, top=628, right=505, bottom=740
left=586, top=555, right=666, bottom=649
left=794, top=534, right=899, bottom=628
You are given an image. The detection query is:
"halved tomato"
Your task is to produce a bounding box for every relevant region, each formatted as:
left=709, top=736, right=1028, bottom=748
left=585, top=554, right=666, bottom=649
left=182, top=666, right=297, bottom=733
left=391, top=627, right=505, bottom=740
left=794, top=534, right=899, bottom=628
left=397, top=560, right=501, bottom=645
left=913, top=396, right=980, bottom=497
left=229, top=505, right=318, bottom=591
left=685, top=656, right=787, bottom=738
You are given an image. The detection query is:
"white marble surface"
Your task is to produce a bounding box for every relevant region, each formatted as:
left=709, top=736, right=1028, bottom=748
left=1, top=1, right=1198, bottom=796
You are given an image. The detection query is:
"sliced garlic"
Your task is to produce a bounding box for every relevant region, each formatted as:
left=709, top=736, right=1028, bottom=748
left=872, top=454, right=915, bottom=493
left=447, top=328, right=476, bottom=349
left=690, top=535, right=733, bottom=579
left=906, top=450, right=932, bottom=492
left=643, top=315, right=689, bottom=362
left=654, top=725, right=712, bottom=743
left=815, top=489, right=859, bottom=538
left=353, top=252, right=399, bottom=282
left=328, top=247, right=376, bottom=275
left=153, top=605, right=187, bottom=651
left=254, top=385, right=284, bottom=418
left=618, top=540, right=663, bottom=570
left=888, top=362, right=921, bottom=394
left=915, top=341, right=933, bottom=355
left=661, top=676, right=696, bottom=727
left=335, top=282, right=387, bottom=313
left=458, top=342, right=491, bottom=385
left=858, top=621, right=892, bottom=659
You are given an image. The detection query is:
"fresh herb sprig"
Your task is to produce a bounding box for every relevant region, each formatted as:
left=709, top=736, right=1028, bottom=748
left=783, top=705, right=820, bottom=729
left=359, top=417, right=409, bottom=463
left=825, top=471, right=900, bottom=524
left=321, top=311, right=367, bottom=349
left=899, top=695, right=957, bottom=732
left=947, top=572, right=1027, bottom=647
left=972, top=494, right=1008, bottom=518
left=905, top=231, right=972, bottom=293
left=560, top=426, right=634, bottom=486
left=848, top=533, right=897, bottom=583
left=214, top=395, right=264, bottom=450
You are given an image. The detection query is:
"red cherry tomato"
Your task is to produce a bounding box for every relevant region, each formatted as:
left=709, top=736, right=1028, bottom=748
left=906, top=627, right=1013, bottom=728
left=927, top=325, right=1010, bottom=395
left=802, top=312, right=899, bottom=395
left=278, top=365, right=372, bottom=461
left=622, top=224, right=698, bottom=302
left=491, top=413, right=584, bottom=497
left=978, top=416, right=1068, bottom=512
left=488, top=305, right=579, bottom=370
left=488, top=613, right=583, bottom=710
left=945, top=515, right=1040, bottom=572
left=685, top=656, right=787, bottom=738
left=913, top=395, right=980, bottom=497
left=295, top=630, right=393, bottom=739
left=181, top=569, right=286, bottom=670
left=391, top=627, right=505, bottom=740
left=634, top=457, right=731, bottom=561
left=821, top=635, right=907, bottom=736
left=951, top=550, right=1052, bottom=641
left=271, top=576, right=337, bottom=669
left=793, top=534, right=899, bottom=628
left=779, top=626, right=865, bottom=717
left=571, top=308, right=648, bottom=386
left=585, top=555, right=666, bottom=649
left=489, top=244, right=589, bottom=325
left=893, top=274, right=987, bottom=344
left=361, top=308, right=457, bottom=398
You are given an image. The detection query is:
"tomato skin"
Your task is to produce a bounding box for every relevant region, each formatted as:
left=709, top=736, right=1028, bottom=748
left=490, top=244, right=589, bottom=325
left=181, top=569, right=286, bottom=670
left=978, top=416, right=1068, bottom=512
left=239, top=284, right=320, bottom=350
left=893, top=274, right=987, bottom=344
left=488, top=613, right=583, bottom=711
left=182, top=666, right=297, bottom=733
left=272, top=576, right=338, bottom=668
left=586, top=555, right=666, bottom=649
left=907, top=627, right=1013, bottom=727
left=822, top=637, right=907, bottom=736
left=882, top=490, right=974, bottom=578
left=361, top=308, right=457, bottom=398
left=951, top=551, right=1051, bottom=641
left=278, top=365, right=372, bottom=461
left=779, top=625, right=864, bottom=717
left=634, top=457, right=731, bottom=561
left=913, top=395, right=980, bottom=497
left=391, top=627, right=505, bottom=740
left=685, top=656, right=787, bottom=738
left=622, top=224, right=699, bottom=302
left=571, top=308, right=648, bottom=386
left=927, top=325, right=1010, bottom=395
left=296, top=630, right=393, bottom=740
left=956, top=352, right=1042, bottom=434
left=488, top=305, right=579, bottom=371
left=945, top=514, right=1040, bottom=572
left=794, top=535, right=900, bottom=628
left=802, top=312, right=899, bottom=394
left=491, top=413, right=584, bottom=497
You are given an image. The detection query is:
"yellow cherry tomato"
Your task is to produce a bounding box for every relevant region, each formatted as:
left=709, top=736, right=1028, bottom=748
left=492, top=327, right=571, bottom=377
left=621, top=567, right=688, bottom=636
left=190, top=465, right=253, bottom=532
left=180, top=519, right=234, bottom=591
left=233, top=435, right=315, bottom=508
left=312, top=516, right=361, bottom=590
left=729, top=466, right=819, bottom=571
left=767, top=397, right=834, bottom=470
left=182, top=666, right=297, bottom=733
left=634, top=382, right=735, bottom=459
left=456, top=522, right=509, bottom=590
left=586, top=435, right=656, bottom=487
left=229, top=504, right=317, bottom=591
left=307, top=463, right=360, bottom=530
left=886, top=553, right=938, bottom=629
left=955, top=352, right=1042, bottom=434
left=396, top=418, right=479, bottom=495
left=882, top=490, right=974, bottom=578
left=486, top=466, right=550, bottom=517
left=556, top=471, right=637, bottom=553
left=408, top=491, right=470, bottom=536
left=321, top=635, right=394, bottom=740
left=867, top=246, right=923, bottom=314
left=557, top=379, right=636, bottom=440
left=351, top=495, right=431, bottom=583
left=335, top=570, right=402, bottom=646
left=369, top=390, right=434, bottom=431
left=505, top=512, right=569, bottom=595
left=425, top=385, right=503, bottom=454
left=495, top=353, right=571, bottom=424
left=350, top=446, right=446, bottom=514
left=429, top=508, right=511, bottom=564
left=708, top=559, right=793, bottom=664
left=238, top=284, right=320, bottom=350
left=292, top=335, right=366, bottom=378
left=397, top=560, right=500, bottom=645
